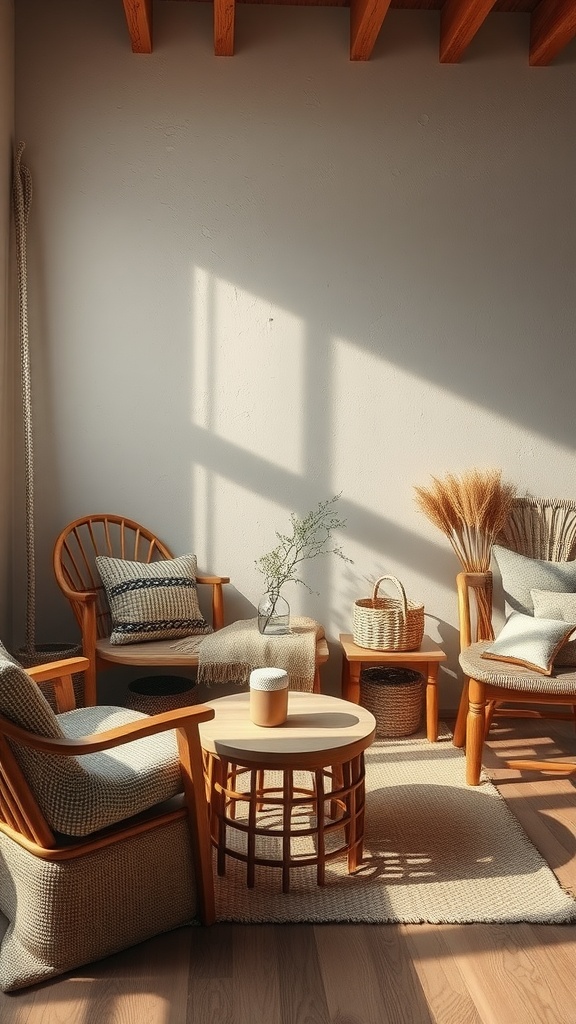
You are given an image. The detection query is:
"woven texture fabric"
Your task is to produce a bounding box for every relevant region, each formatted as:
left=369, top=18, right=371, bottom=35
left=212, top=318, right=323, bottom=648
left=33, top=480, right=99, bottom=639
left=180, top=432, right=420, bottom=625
left=498, top=496, right=576, bottom=562
left=173, top=616, right=322, bottom=692
left=0, top=817, right=197, bottom=992
left=0, top=646, right=63, bottom=738
left=461, top=641, right=576, bottom=693
left=95, top=553, right=212, bottom=645
left=27, top=705, right=183, bottom=836
left=0, top=656, right=184, bottom=835
left=493, top=545, right=576, bottom=616
left=213, top=729, right=576, bottom=925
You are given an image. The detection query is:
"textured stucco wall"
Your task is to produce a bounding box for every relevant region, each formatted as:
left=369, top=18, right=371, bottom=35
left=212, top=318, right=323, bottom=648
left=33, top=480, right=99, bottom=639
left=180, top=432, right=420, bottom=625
left=0, top=0, right=14, bottom=641
left=13, top=0, right=576, bottom=706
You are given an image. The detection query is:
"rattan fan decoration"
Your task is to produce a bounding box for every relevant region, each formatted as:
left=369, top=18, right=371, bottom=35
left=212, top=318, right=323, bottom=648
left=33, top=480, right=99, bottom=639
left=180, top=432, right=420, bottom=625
left=414, top=469, right=517, bottom=637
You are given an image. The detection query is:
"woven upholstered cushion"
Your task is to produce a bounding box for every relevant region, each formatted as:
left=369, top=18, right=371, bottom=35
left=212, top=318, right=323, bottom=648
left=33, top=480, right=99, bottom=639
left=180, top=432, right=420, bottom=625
left=493, top=545, right=576, bottom=615
left=460, top=641, right=576, bottom=693
left=531, top=590, right=576, bottom=666
left=481, top=612, right=575, bottom=676
left=96, top=553, right=212, bottom=645
left=0, top=816, right=197, bottom=991
left=25, top=705, right=183, bottom=837
left=0, top=651, right=184, bottom=836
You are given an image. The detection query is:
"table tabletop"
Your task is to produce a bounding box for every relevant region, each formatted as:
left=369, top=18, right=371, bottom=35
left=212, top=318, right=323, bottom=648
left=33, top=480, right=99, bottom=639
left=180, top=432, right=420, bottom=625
left=198, top=691, right=376, bottom=768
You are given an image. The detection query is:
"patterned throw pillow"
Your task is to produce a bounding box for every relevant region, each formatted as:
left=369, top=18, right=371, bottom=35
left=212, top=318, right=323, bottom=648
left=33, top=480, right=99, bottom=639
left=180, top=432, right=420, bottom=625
left=95, top=554, right=212, bottom=645
left=492, top=545, right=576, bottom=615
left=531, top=590, right=576, bottom=666
left=481, top=611, right=575, bottom=676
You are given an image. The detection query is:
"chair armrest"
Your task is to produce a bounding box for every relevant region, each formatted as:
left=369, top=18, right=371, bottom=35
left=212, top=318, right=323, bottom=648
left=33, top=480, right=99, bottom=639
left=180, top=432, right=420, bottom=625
left=0, top=703, right=215, bottom=756
left=26, top=657, right=90, bottom=713
left=196, top=575, right=230, bottom=631
left=26, top=657, right=90, bottom=684
left=456, top=571, right=494, bottom=650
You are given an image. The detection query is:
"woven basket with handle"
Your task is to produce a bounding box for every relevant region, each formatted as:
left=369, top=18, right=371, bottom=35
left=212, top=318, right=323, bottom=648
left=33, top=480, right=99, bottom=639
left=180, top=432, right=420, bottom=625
left=353, top=575, right=424, bottom=652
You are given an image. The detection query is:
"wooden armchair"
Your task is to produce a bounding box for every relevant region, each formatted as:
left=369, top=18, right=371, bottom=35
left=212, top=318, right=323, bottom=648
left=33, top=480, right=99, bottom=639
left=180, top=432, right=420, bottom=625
left=0, top=644, right=216, bottom=991
left=53, top=513, right=231, bottom=706
left=453, top=497, right=576, bottom=785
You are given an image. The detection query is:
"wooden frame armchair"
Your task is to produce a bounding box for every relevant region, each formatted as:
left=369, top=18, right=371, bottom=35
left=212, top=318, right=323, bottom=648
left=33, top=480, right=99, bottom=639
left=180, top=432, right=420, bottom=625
left=0, top=648, right=216, bottom=991
left=53, top=513, right=231, bottom=706
left=453, top=497, right=576, bottom=785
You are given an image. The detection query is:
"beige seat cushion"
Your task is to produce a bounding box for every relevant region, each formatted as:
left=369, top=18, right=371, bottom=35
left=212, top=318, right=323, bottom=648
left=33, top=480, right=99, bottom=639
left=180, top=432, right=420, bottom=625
left=460, top=641, right=576, bottom=694
left=0, top=648, right=183, bottom=837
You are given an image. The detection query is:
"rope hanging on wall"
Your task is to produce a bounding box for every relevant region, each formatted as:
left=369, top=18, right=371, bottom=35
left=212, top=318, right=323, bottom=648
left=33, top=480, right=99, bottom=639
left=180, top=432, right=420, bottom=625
left=12, top=141, right=36, bottom=657
left=10, top=143, right=82, bottom=684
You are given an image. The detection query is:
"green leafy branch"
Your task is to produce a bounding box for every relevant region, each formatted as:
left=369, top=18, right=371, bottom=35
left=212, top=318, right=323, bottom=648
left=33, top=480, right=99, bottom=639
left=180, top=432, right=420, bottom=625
left=256, top=495, right=353, bottom=601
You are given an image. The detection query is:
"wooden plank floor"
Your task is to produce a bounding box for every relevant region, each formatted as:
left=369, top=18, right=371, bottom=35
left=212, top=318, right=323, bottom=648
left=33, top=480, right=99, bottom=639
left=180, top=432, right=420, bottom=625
left=2, top=717, right=576, bottom=1024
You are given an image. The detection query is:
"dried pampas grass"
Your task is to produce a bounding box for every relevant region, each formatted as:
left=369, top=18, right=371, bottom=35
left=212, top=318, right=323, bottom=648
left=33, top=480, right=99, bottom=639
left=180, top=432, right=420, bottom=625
left=414, top=469, right=517, bottom=573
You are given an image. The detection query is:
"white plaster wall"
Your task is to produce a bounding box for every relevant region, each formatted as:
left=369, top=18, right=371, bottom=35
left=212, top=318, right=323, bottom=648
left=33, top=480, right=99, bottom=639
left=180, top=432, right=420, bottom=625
left=13, top=0, right=576, bottom=706
left=0, top=0, right=14, bottom=640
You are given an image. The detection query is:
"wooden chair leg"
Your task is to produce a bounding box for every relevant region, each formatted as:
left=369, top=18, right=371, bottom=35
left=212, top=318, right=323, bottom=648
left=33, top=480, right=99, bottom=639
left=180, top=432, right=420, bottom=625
left=484, top=700, right=497, bottom=737
left=453, top=678, right=469, bottom=748
left=466, top=678, right=486, bottom=786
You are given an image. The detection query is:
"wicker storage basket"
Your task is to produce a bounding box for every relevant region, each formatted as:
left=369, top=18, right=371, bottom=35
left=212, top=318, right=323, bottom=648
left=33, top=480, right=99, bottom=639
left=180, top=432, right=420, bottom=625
left=360, top=667, right=424, bottom=738
left=353, top=575, right=424, bottom=652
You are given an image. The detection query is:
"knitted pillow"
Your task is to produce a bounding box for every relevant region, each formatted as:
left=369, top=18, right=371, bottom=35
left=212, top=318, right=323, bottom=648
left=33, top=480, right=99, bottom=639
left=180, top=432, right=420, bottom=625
left=95, top=553, right=212, bottom=645
left=492, top=546, right=576, bottom=615
left=481, top=611, right=575, bottom=676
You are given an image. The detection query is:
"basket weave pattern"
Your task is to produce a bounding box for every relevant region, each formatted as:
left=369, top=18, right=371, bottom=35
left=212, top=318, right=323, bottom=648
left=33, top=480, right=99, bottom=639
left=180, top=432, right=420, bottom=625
left=353, top=575, right=424, bottom=652
left=360, top=667, right=424, bottom=738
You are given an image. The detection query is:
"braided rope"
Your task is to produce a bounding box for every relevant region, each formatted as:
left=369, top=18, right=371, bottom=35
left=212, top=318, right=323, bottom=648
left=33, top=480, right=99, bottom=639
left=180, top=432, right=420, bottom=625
left=12, top=142, right=35, bottom=655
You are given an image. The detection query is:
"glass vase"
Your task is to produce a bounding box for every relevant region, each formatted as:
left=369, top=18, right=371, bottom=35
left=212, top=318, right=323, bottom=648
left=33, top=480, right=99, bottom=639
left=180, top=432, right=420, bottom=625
left=257, top=591, right=291, bottom=635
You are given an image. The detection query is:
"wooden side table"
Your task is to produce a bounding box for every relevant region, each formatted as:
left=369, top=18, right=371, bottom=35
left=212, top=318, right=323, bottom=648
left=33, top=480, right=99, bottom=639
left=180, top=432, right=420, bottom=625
left=199, top=691, right=376, bottom=892
left=339, top=634, right=447, bottom=742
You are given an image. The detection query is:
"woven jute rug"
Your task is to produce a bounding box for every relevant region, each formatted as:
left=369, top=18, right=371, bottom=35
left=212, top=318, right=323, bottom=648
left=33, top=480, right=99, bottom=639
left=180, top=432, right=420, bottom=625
left=214, top=727, right=576, bottom=925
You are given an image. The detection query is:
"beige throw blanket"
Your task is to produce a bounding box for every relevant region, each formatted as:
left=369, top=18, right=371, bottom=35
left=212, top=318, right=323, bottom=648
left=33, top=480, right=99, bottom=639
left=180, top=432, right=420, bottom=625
left=172, top=616, right=323, bottom=692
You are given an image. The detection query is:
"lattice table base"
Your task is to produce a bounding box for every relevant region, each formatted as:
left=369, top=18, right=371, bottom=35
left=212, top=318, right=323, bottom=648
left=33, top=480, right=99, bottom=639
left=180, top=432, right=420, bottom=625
left=204, top=752, right=367, bottom=892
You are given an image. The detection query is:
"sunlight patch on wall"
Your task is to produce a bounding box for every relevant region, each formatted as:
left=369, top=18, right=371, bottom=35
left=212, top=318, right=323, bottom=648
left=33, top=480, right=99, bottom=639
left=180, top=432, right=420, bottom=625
left=332, top=334, right=576, bottom=533
left=190, top=266, right=304, bottom=475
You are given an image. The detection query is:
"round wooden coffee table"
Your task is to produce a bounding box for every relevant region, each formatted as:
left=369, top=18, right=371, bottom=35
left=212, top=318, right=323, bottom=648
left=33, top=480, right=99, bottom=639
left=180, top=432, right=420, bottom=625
left=198, top=691, right=376, bottom=892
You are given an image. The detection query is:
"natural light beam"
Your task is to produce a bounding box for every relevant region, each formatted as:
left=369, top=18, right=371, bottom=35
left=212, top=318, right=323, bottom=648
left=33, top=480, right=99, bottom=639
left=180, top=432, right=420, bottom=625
left=332, top=334, right=576, bottom=522
left=190, top=267, right=305, bottom=476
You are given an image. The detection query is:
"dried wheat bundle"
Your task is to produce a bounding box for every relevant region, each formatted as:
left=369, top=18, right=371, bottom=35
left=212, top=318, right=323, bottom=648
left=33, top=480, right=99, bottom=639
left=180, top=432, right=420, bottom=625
left=414, top=469, right=517, bottom=573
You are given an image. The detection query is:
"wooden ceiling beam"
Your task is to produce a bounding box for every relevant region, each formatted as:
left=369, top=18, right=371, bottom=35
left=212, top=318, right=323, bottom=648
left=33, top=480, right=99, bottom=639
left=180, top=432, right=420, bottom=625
left=350, top=0, right=393, bottom=61
left=122, top=0, right=153, bottom=54
left=215, top=0, right=236, bottom=56
left=529, top=0, right=576, bottom=65
left=440, top=0, right=497, bottom=63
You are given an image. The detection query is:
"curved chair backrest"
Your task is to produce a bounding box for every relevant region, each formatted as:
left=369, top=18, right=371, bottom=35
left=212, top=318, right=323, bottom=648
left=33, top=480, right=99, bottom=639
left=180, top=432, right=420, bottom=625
left=497, top=496, right=576, bottom=563
left=54, top=514, right=174, bottom=640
